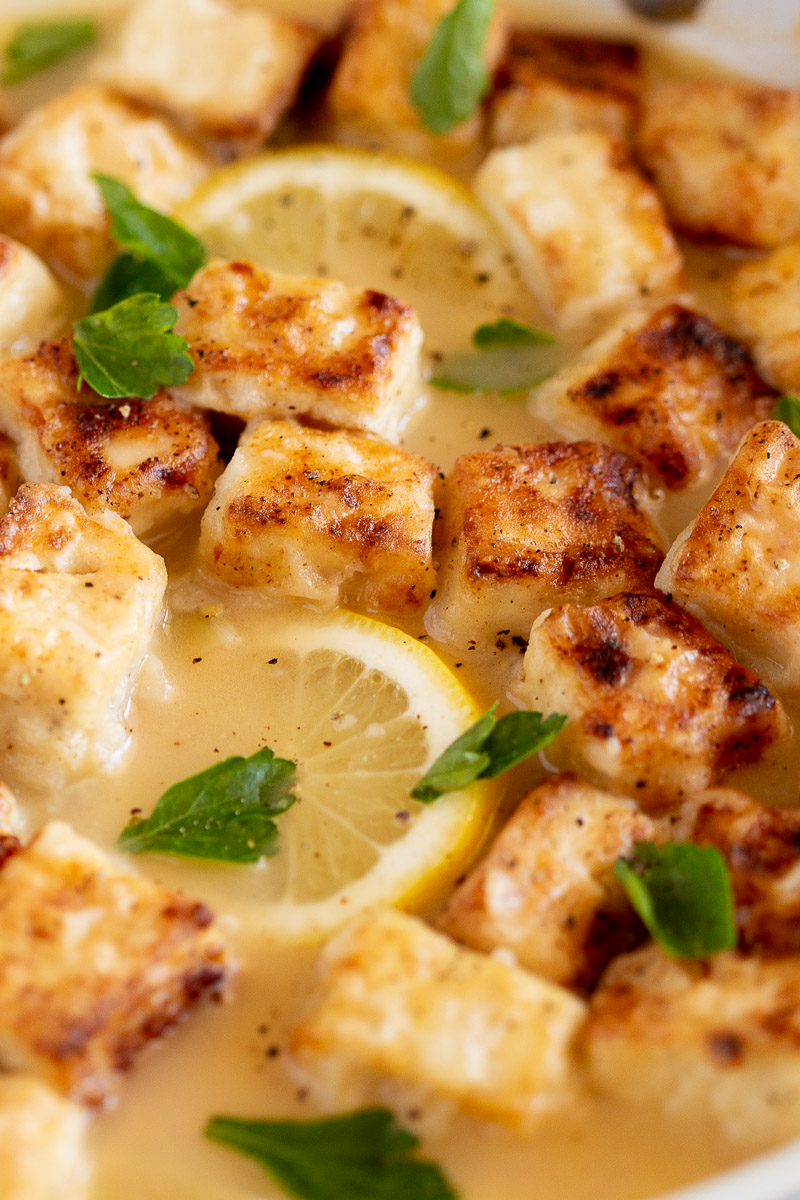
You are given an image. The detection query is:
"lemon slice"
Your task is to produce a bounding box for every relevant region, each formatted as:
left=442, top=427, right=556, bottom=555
left=179, top=145, right=540, bottom=352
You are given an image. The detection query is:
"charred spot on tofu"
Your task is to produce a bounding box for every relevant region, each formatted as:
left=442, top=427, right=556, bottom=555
left=0, top=1074, right=90, bottom=1200
left=490, top=32, right=642, bottom=146
left=427, top=441, right=664, bottom=647
left=0, top=338, right=222, bottom=539
left=92, top=0, right=321, bottom=154
left=637, top=81, right=800, bottom=249
left=0, top=84, right=211, bottom=280
left=729, top=236, right=800, bottom=395
left=200, top=419, right=436, bottom=614
left=170, top=259, right=424, bottom=442
left=0, top=236, right=64, bottom=355
left=657, top=421, right=800, bottom=689
left=0, top=484, right=166, bottom=780
left=473, top=131, right=684, bottom=338
left=535, top=304, right=776, bottom=491
left=515, top=591, right=786, bottom=809
left=291, top=907, right=586, bottom=1129
left=437, top=772, right=653, bottom=990
left=585, top=944, right=800, bottom=1148
left=0, top=821, right=230, bottom=1107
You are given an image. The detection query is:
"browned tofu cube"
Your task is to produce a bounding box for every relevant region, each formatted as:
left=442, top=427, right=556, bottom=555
left=438, top=772, right=653, bottom=989
left=515, top=591, right=786, bottom=809
left=729, top=236, right=800, bottom=395
left=0, top=821, right=230, bottom=1106
left=534, top=304, right=777, bottom=491
left=490, top=32, right=641, bottom=146
left=427, top=441, right=665, bottom=647
left=200, top=419, right=436, bottom=613
left=637, top=81, right=800, bottom=248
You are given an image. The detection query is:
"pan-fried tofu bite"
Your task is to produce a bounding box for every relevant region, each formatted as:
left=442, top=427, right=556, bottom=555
left=534, top=304, right=776, bottom=492
left=0, top=85, right=210, bottom=280
left=200, top=419, right=436, bottom=614
left=0, top=339, right=221, bottom=540
left=0, top=237, right=64, bottom=356
left=0, top=484, right=166, bottom=779
left=657, top=422, right=800, bottom=689
left=426, top=441, right=664, bottom=648
left=0, top=433, right=19, bottom=519
left=473, top=131, right=683, bottom=339
left=92, top=0, right=320, bottom=155
left=0, top=1074, right=90, bottom=1200
left=637, top=81, right=800, bottom=249
left=728, top=237, right=800, bottom=395
left=585, top=944, right=800, bottom=1148
left=515, top=592, right=785, bottom=809
left=490, top=32, right=641, bottom=147
left=0, top=821, right=229, bottom=1107
left=328, top=0, right=508, bottom=161
left=437, top=773, right=653, bottom=990
left=170, top=260, right=424, bottom=441
left=292, top=907, right=586, bottom=1129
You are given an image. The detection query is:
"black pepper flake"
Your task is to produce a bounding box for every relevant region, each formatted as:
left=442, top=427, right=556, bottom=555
left=478, top=427, right=492, bottom=439
left=192, top=657, right=202, bottom=664
left=268, top=658, right=278, bottom=665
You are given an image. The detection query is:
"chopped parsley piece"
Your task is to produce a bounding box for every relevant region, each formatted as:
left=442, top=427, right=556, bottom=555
left=410, top=0, right=495, bottom=135
left=73, top=292, right=194, bottom=400
left=431, top=318, right=558, bottom=394
left=471, top=318, right=554, bottom=349
left=773, top=394, right=800, bottom=438
left=2, top=18, right=97, bottom=85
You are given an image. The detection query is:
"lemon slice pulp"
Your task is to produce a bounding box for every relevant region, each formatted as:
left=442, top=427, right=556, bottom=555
left=179, top=145, right=539, bottom=352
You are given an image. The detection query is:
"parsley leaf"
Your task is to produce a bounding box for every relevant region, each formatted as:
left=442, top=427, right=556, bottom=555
left=90, top=253, right=180, bottom=313
left=410, top=0, right=495, bottom=135
left=118, top=746, right=296, bottom=863
left=472, top=318, right=554, bottom=349
left=72, top=293, right=194, bottom=400
left=411, top=703, right=566, bottom=803
left=2, top=18, right=97, bottom=85
left=773, top=394, right=800, bottom=438
left=431, top=318, right=559, bottom=394
left=206, top=1108, right=458, bottom=1200
left=614, top=842, right=737, bottom=959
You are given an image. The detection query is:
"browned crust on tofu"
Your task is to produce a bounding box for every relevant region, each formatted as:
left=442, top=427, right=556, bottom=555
left=495, top=32, right=641, bottom=105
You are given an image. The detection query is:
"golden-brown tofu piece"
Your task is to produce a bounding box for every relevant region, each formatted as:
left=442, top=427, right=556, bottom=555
left=292, top=907, right=586, bottom=1129
left=473, top=131, right=683, bottom=339
left=0, top=484, right=166, bottom=779
left=438, top=773, right=653, bottom=989
left=534, top=304, right=776, bottom=492
left=515, top=591, right=786, bottom=809
left=92, top=0, right=320, bottom=154
left=200, top=419, right=436, bottom=613
left=0, top=1074, right=90, bottom=1200
left=427, top=441, right=664, bottom=647
left=490, top=32, right=641, bottom=146
left=728, top=236, right=800, bottom=394
left=328, top=0, right=508, bottom=161
left=0, top=85, right=210, bottom=279
left=657, top=421, right=800, bottom=689
left=0, top=237, right=64, bottom=356
left=0, top=821, right=229, bottom=1106
left=0, top=339, right=221, bottom=539
left=637, top=81, right=800, bottom=249
left=170, top=259, right=424, bottom=442
left=586, top=944, right=800, bottom=1148
left=0, top=432, right=19, bottom=519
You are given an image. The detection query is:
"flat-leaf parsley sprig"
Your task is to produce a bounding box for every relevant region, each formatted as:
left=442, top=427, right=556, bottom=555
left=411, top=0, right=495, bottom=135
left=73, top=293, right=195, bottom=400
left=2, top=18, right=97, bottom=85
left=431, top=317, right=558, bottom=394
left=773, top=394, right=800, bottom=437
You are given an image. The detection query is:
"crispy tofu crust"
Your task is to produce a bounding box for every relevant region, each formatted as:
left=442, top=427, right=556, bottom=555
left=292, top=907, right=586, bottom=1129
left=438, top=772, right=653, bottom=989
left=0, top=821, right=230, bottom=1107
left=0, top=1074, right=90, bottom=1200
left=473, top=131, right=684, bottom=338
left=637, top=81, right=800, bottom=249
left=490, top=32, right=641, bottom=146
left=92, top=0, right=320, bottom=153
left=0, top=85, right=210, bottom=279
left=534, top=304, right=776, bottom=491
left=0, top=484, right=166, bottom=778
left=427, top=441, right=664, bottom=646
left=657, top=421, right=800, bottom=688
left=585, top=944, right=800, bottom=1148
left=0, top=339, right=221, bottom=539
left=728, top=236, right=800, bottom=394
left=515, top=591, right=786, bottom=809
left=200, top=419, right=436, bottom=612
left=171, top=259, right=424, bottom=442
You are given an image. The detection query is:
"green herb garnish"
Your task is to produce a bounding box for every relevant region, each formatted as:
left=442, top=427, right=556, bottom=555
left=431, top=318, right=558, bottom=394
left=73, top=292, right=194, bottom=400
left=2, top=18, right=97, bottom=85
left=614, top=842, right=737, bottom=959
left=206, top=1108, right=458, bottom=1200
left=411, top=702, right=567, bottom=803
left=773, top=394, right=800, bottom=438
left=471, top=318, right=553, bottom=349
left=410, top=0, right=494, bottom=135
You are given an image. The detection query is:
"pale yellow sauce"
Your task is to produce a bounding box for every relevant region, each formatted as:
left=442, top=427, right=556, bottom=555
left=0, top=3, right=798, bottom=1199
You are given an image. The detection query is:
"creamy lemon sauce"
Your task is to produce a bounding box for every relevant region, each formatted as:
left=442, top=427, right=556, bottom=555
left=1, top=3, right=798, bottom=1198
